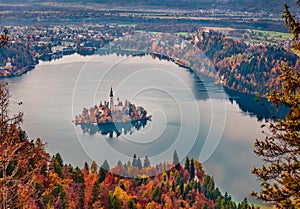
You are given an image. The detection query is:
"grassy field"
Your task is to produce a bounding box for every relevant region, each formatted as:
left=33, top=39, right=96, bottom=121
left=248, top=29, right=292, bottom=41
left=175, top=32, right=192, bottom=36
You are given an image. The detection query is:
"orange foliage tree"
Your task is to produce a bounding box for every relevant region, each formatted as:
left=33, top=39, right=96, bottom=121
left=0, top=82, right=48, bottom=208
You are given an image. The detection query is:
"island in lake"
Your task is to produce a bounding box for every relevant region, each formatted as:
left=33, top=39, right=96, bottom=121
left=74, top=88, right=151, bottom=137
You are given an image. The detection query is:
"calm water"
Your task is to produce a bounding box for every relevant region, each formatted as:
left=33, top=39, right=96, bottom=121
left=4, top=53, right=264, bottom=202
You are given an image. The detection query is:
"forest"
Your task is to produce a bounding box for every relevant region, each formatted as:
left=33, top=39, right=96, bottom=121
left=0, top=41, right=36, bottom=77
left=1, top=22, right=299, bottom=97
left=0, top=1, right=299, bottom=208
left=0, top=123, right=256, bottom=208
left=111, top=29, right=299, bottom=96
left=6, top=151, right=256, bottom=208
left=0, top=81, right=255, bottom=208
left=0, top=79, right=256, bottom=208
left=196, top=30, right=300, bottom=95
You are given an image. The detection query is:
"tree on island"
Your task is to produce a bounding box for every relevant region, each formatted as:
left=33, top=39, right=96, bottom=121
left=252, top=1, right=300, bottom=208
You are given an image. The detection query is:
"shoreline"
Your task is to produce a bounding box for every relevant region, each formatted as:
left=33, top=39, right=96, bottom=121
left=74, top=115, right=152, bottom=126
left=1, top=48, right=263, bottom=100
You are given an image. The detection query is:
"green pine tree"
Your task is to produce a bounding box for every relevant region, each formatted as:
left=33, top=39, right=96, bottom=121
left=184, top=157, right=190, bottom=172
left=252, top=2, right=300, bottom=207
left=190, top=159, right=195, bottom=180
left=132, top=154, right=137, bottom=167
left=101, top=159, right=110, bottom=171
left=136, top=157, right=142, bottom=170
left=143, top=155, right=150, bottom=167
left=173, top=150, right=180, bottom=170
left=91, top=179, right=100, bottom=205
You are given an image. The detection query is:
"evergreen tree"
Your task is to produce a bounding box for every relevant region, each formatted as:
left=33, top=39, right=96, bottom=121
left=179, top=178, right=184, bottom=194
left=173, top=150, right=180, bottom=170
left=136, top=157, right=142, bottom=170
left=171, top=181, right=176, bottom=192
left=143, top=155, right=150, bottom=167
left=51, top=153, right=64, bottom=178
left=91, top=179, right=100, bottom=205
left=173, top=150, right=179, bottom=165
left=54, top=153, right=63, bottom=167
left=151, top=186, right=162, bottom=203
left=71, top=166, right=85, bottom=208
left=72, top=167, right=84, bottom=183
left=184, top=157, right=190, bottom=172
left=224, top=192, right=231, bottom=205
left=197, top=182, right=201, bottom=193
left=84, top=162, right=89, bottom=173
left=252, top=2, right=300, bottom=208
left=98, top=167, right=106, bottom=183
left=52, top=183, right=68, bottom=209
left=117, top=160, right=122, bottom=167
left=101, top=159, right=110, bottom=171
left=132, top=154, right=137, bottom=167
left=190, top=158, right=195, bottom=180
left=214, top=196, right=225, bottom=209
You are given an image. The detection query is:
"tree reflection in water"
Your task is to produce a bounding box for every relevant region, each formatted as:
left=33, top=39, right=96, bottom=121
left=78, top=118, right=150, bottom=138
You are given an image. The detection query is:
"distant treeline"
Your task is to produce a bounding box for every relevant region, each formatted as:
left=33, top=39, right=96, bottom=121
left=10, top=0, right=300, bottom=13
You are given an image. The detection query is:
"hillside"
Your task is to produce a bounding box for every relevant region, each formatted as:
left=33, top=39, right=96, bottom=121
left=196, top=30, right=299, bottom=95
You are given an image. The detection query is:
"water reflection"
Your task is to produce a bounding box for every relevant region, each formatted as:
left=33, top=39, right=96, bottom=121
left=224, top=87, right=289, bottom=120
left=78, top=118, right=150, bottom=138
left=4, top=53, right=282, bottom=202
left=97, top=48, right=211, bottom=100
left=97, top=47, right=289, bottom=120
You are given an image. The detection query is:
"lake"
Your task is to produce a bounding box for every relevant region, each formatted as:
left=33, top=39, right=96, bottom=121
left=4, top=53, right=265, bottom=202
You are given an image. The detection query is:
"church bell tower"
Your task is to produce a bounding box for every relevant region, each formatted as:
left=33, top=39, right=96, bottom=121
left=109, top=87, right=114, bottom=110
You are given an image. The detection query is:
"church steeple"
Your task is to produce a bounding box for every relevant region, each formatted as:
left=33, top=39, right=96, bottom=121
left=110, top=87, right=113, bottom=97
left=109, top=87, right=114, bottom=110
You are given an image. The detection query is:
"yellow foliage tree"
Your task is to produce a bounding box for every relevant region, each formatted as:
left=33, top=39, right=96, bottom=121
left=252, top=1, right=300, bottom=208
